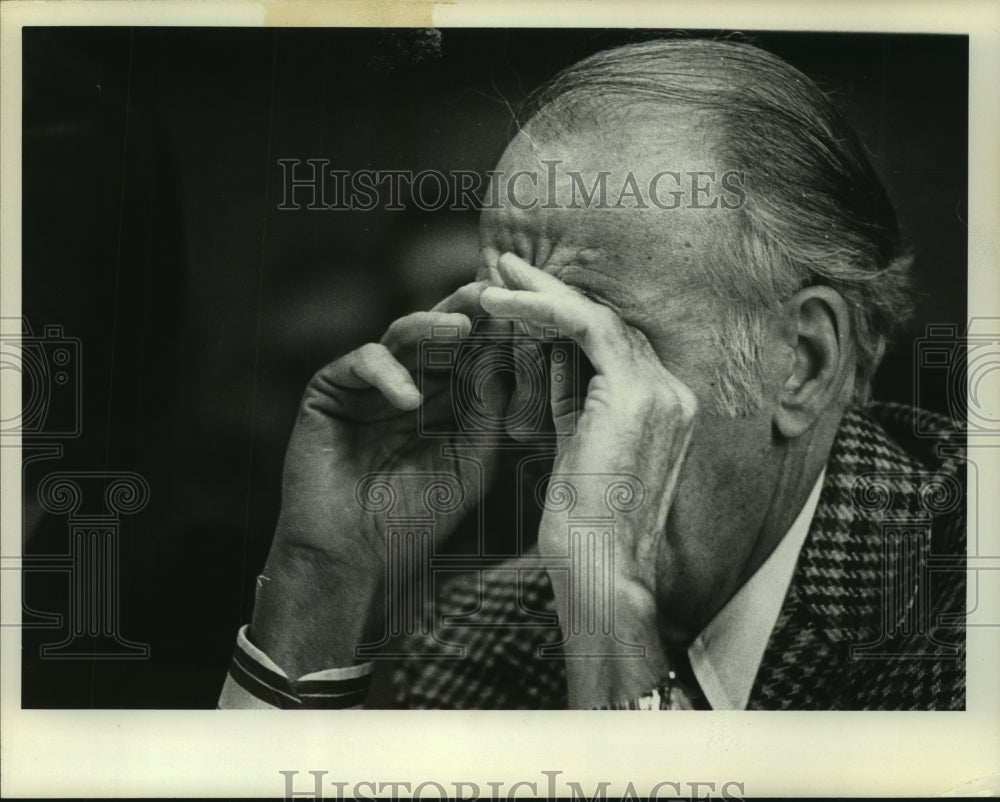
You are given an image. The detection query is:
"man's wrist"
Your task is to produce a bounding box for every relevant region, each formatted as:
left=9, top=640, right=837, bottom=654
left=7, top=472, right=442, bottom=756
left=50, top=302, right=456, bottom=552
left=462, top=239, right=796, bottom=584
left=544, top=566, right=666, bottom=708
left=249, top=545, right=384, bottom=679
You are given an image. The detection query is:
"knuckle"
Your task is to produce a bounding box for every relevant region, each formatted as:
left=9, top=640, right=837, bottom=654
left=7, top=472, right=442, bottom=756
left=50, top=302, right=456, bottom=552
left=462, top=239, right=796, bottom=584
left=307, top=363, right=336, bottom=394
left=573, top=316, right=594, bottom=342
left=455, top=282, right=483, bottom=302
left=358, top=341, right=388, bottom=361
left=678, top=386, right=699, bottom=417
left=652, top=380, right=697, bottom=420
left=384, top=314, right=417, bottom=337
left=408, top=311, right=435, bottom=327
left=382, top=318, right=405, bottom=340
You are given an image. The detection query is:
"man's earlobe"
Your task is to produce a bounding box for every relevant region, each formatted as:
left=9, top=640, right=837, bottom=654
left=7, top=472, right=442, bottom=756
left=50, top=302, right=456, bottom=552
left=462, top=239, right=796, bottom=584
left=774, top=285, right=853, bottom=439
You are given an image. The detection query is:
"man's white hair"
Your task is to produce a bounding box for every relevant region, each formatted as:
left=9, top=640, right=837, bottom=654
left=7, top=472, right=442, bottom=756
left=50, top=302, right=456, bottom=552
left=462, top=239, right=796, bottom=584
left=523, top=37, right=914, bottom=416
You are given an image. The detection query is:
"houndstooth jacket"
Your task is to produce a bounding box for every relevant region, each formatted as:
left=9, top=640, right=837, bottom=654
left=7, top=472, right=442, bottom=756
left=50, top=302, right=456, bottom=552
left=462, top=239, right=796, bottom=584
left=390, top=403, right=966, bottom=710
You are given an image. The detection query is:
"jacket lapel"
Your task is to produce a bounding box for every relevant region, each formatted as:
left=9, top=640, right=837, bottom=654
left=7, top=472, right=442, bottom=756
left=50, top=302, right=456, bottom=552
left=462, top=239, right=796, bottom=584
left=748, top=407, right=926, bottom=710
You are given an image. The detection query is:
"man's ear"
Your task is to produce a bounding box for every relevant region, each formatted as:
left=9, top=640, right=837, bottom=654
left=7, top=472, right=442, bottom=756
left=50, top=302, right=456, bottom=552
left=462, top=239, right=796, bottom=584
left=774, top=285, right=854, bottom=439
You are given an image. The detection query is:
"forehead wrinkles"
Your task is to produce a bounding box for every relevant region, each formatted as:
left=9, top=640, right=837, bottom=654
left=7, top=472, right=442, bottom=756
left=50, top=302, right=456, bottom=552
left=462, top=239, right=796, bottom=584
left=479, top=193, right=717, bottom=315
left=480, top=117, right=740, bottom=320
left=482, top=206, right=558, bottom=268
left=481, top=224, right=664, bottom=325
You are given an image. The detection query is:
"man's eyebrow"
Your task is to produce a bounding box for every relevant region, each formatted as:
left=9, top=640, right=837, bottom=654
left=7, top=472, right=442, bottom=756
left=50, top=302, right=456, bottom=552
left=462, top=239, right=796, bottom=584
left=550, top=265, right=630, bottom=316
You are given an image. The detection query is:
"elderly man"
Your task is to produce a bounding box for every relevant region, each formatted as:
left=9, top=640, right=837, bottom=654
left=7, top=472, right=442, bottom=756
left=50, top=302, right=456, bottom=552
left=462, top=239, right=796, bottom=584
left=219, top=38, right=964, bottom=710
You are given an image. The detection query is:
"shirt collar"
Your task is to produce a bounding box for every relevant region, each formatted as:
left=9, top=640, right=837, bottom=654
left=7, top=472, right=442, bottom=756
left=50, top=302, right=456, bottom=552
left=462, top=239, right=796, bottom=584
left=687, top=467, right=826, bottom=710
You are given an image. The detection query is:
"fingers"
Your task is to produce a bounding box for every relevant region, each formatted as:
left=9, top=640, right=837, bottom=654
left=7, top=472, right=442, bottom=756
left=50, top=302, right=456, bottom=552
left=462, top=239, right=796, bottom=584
left=477, top=246, right=502, bottom=285
left=480, top=284, right=623, bottom=376
left=549, top=341, right=584, bottom=436
left=495, top=251, right=576, bottom=297
left=431, top=280, right=491, bottom=315
left=322, top=343, right=422, bottom=410
left=485, top=252, right=629, bottom=374
left=316, top=305, right=477, bottom=414
left=481, top=252, right=698, bottom=416
left=381, top=311, right=472, bottom=355
left=313, top=296, right=482, bottom=416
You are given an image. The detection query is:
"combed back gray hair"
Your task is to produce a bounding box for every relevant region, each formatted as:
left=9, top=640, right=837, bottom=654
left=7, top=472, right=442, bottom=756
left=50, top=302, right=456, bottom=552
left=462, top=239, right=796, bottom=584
left=521, top=38, right=914, bottom=416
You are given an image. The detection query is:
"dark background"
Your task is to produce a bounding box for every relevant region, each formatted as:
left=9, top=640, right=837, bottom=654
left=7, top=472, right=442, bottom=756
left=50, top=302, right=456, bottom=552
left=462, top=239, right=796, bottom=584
left=19, top=28, right=967, bottom=708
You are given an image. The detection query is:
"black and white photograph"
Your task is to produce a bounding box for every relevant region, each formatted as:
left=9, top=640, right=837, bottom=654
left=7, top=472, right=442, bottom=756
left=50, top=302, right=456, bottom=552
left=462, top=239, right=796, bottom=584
left=2, top=1, right=999, bottom=797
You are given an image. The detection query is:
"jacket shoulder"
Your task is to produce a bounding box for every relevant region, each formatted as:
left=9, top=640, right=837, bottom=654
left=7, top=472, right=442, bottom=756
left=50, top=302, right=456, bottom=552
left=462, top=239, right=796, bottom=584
left=866, top=401, right=965, bottom=472
left=752, top=402, right=967, bottom=710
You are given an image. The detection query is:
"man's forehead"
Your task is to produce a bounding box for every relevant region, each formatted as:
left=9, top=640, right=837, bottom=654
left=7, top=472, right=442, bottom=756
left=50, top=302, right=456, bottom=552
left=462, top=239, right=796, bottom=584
left=478, top=122, right=737, bottom=307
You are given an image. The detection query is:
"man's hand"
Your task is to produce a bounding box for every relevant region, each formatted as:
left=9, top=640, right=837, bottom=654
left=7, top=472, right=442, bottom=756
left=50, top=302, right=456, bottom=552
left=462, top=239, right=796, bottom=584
left=481, top=252, right=698, bottom=708
left=251, top=282, right=507, bottom=679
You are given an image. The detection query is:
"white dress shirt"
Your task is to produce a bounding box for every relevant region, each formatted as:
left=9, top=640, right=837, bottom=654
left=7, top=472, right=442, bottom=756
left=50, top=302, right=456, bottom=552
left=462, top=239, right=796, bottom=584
left=687, top=468, right=826, bottom=709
